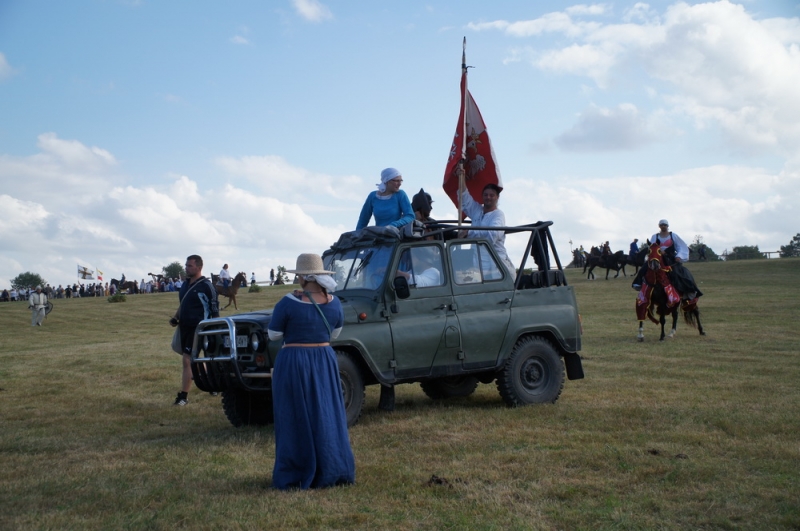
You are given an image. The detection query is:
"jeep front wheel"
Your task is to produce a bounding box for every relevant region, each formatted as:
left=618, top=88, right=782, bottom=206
left=421, top=376, right=479, bottom=400
left=222, top=389, right=274, bottom=427
left=497, top=337, right=564, bottom=406
left=337, top=351, right=365, bottom=428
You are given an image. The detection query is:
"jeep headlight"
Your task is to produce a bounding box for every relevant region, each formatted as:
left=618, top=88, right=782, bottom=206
left=250, top=332, right=260, bottom=352
left=202, top=335, right=216, bottom=352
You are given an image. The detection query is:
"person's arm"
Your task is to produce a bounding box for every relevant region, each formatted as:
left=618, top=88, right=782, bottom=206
left=459, top=189, right=484, bottom=222
left=267, top=297, right=287, bottom=341
left=388, top=191, right=415, bottom=228
left=414, top=267, right=441, bottom=287
left=356, top=193, right=374, bottom=230
left=331, top=298, right=344, bottom=339
left=206, top=280, right=220, bottom=318
left=672, top=232, right=690, bottom=262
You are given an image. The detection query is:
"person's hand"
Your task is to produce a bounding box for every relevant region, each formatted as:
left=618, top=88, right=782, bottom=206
left=675, top=257, right=683, bottom=264
left=458, top=229, right=469, bottom=239
left=169, top=317, right=179, bottom=327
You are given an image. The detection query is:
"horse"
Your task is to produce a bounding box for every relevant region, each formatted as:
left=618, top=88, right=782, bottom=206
left=110, top=278, right=139, bottom=294
left=584, top=247, right=627, bottom=280
left=636, top=243, right=705, bottom=341
left=625, top=244, right=649, bottom=274
left=215, top=272, right=247, bottom=310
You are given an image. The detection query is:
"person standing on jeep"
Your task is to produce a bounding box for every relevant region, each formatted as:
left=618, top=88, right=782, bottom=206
left=356, top=167, right=414, bottom=231
left=170, top=255, right=219, bottom=406
left=459, top=182, right=515, bottom=274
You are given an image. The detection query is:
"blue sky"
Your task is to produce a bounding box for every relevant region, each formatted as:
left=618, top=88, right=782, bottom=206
left=1, top=0, right=799, bottom=288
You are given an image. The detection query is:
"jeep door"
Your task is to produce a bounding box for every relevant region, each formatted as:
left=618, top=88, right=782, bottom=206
left=448, top=241, right=514, bottom=369
left=388, top=244, right=454, bottom=379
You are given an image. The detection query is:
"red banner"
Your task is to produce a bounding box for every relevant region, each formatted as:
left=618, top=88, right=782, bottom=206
left=443, top=65, right=502, bottom=211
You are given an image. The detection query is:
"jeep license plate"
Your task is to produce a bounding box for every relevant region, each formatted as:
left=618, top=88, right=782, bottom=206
left=223, top=336, right=249, bottom=348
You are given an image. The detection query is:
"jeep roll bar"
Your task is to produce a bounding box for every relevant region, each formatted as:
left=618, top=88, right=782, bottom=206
left=422, top=220, right=567, bottom=289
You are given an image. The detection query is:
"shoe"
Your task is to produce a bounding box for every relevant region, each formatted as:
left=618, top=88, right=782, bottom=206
left=632, top=284, right=641, bottom=291
left=210, top=392, right=219, bottom=396
left=173, top=393, right=188, bottom=406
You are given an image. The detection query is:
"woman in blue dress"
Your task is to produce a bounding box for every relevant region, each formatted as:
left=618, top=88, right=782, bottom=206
left=356, top=167, right=415, bottom=231
left=267, top=253, right=355, bottom=489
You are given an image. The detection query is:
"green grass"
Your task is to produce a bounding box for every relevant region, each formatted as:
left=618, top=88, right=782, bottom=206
left=1, top=260, right=799, bottom=530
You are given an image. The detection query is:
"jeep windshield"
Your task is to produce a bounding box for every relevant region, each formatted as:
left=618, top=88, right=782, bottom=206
left=325, top=245, right=393, bottom=291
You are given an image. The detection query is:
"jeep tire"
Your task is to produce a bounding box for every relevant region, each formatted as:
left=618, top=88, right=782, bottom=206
left=497, top=336, right=564, bottom=406
left=222, top=389, right=274, bottom=427
left=337, top=351, right=365, bottom=428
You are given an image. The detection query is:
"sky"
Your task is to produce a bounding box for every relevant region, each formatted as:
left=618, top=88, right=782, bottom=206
left=1, top=0, right=799, bottom=288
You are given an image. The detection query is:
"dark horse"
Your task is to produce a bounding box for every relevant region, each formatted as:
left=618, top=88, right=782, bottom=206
left=636, top=243, right=705, bottom=341
left=111, top=278, right=139, bottom=294
left=625, top=244, right=649, bottom=274
left=584, top=247, right=628, bottom=280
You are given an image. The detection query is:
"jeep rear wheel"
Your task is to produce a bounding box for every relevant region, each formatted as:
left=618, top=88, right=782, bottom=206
left=222, top=389, right=274, bottom=427
left=421, top=376, right=479, bottom=400
left=337, top=351, right=365, bottom=428
left=497, top=337, right=564, bottom=406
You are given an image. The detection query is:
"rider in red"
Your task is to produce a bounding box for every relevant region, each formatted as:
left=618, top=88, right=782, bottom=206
left=632, top=219, right=702, bottom=300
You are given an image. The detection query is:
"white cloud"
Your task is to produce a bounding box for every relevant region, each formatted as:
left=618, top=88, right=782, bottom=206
left=554, top=103, right=664, bottom=151
left=566, top=4, right=609, bottom=16
left=501, top=162, right=800, bottom=261
left=215, top=154, right=363, bottom=203
left=472, top=2, right=800, bottom=157
left=0, top=52, right=12, bottom=81
left=0, top=136, right=356, bottom=288
left=292, top=0, right=333, bottom=23
left=230, top=35, right=249, bottom=45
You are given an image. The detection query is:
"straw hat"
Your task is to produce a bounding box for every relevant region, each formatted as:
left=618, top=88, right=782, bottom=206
left=286, top=253, right=334, bottom=275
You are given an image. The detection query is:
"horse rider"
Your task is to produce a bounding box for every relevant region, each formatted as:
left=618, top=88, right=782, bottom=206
left=629, top=238, right=639, bottom=260
left=219, top=264, right=231, bottom=289
left=632, top=219, right=702, bottom=300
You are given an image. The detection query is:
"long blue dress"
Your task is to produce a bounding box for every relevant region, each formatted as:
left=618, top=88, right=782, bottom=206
left=268, top=292, right=355, bottom=489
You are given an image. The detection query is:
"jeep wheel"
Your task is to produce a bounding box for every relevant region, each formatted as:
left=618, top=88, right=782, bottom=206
left=497, top=337, right=564, bottom=406
left=421, top=376, right=479, bottom=400
left=337, top=351, right=365, bottom=428
left=222, top=389, right=274, bottom=427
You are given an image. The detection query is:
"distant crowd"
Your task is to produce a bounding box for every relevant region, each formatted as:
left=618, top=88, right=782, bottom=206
left=1, top=278, right=183, bottom=301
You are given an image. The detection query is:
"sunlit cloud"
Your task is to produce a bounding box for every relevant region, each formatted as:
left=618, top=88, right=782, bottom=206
left=292, top=0, right=333, bottom=23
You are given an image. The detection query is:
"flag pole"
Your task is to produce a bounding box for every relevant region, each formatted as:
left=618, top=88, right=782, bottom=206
left=457, top=37, right=467, bottom=228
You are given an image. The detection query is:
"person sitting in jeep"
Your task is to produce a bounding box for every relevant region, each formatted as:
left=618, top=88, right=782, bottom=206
left=395, top=246, right=443, bottom=288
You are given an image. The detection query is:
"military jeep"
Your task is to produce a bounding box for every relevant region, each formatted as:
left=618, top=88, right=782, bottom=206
left=190, top=221, right=584, bottom=428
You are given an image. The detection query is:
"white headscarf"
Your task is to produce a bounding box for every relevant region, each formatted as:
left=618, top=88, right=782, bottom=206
left=377, top=167, right=401, bottom=194
left=305, top=274, right=337, bottom=292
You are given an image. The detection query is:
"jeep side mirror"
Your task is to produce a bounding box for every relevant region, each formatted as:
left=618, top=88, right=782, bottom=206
left=393, top=276, right=410, bottom=299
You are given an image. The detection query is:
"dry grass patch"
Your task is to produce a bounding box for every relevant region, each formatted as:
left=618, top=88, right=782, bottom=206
left=1, top=261, right=799, bottom=530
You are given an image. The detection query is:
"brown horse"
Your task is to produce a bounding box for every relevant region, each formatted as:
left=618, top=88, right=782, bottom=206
left=215, top=272, right=247, bottom=310
left=635, top=243, right=704, bottom=341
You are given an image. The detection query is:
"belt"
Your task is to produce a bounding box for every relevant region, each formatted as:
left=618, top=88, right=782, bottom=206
left=283, top=342, right=330, bottom=348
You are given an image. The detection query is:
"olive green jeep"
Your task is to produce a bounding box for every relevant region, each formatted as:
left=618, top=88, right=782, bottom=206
left=190, top=221, right=584, bottom=428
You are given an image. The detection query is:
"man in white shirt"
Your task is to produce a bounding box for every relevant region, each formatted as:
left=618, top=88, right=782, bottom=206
left=28, top=285, right=47, bottom=326
left=459, top=183, right=515, bottom=274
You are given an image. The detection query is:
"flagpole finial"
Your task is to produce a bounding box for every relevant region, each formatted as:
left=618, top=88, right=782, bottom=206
left=462, top=37, right=466, bottom=71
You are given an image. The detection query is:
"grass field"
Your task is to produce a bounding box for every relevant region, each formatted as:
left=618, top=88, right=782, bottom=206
left=1, top=258, right=799, bottom=530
